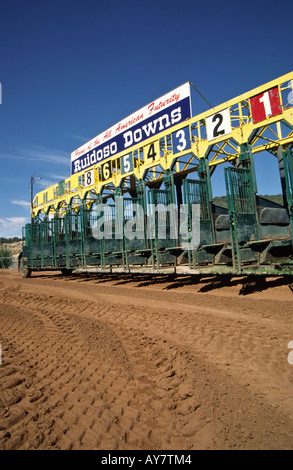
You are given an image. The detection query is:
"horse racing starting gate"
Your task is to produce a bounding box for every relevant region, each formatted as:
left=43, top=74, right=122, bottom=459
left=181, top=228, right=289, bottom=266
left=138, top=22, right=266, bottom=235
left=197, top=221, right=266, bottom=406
left=20, top=72, right=293, bottom=277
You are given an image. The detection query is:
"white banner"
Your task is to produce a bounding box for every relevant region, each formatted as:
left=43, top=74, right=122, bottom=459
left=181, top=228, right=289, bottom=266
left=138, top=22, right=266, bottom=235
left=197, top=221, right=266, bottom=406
left=71, top=82, right=191, bottom=174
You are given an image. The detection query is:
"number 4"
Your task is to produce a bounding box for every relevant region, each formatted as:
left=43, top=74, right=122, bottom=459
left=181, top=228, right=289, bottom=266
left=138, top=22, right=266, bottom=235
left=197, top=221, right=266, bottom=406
left=144, top=141, right=159, bottom=162
left=147, top=142, right=156, bottom=160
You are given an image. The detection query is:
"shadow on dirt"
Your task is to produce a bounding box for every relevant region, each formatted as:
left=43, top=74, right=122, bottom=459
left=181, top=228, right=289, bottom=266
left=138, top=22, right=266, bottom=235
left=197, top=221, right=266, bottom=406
left=30, top=270, right=293, bottom=295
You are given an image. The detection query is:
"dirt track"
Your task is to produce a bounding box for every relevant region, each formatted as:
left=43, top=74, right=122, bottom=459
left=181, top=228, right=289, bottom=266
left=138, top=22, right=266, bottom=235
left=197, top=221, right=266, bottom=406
left=0, top=269, right=293, bottom=450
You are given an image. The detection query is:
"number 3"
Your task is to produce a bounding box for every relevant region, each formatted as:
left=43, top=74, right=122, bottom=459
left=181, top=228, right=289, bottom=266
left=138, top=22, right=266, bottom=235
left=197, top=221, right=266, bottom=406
left=176, top=129, right=187, bottom=151
left=172, top=126, right=191, bottom=154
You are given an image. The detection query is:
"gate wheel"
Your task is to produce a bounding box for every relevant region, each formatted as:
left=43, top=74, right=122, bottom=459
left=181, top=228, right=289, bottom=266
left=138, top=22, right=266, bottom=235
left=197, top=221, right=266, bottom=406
left=22, top=266, right=32, bottom=278
left=61, top=268, right=73, bottom=276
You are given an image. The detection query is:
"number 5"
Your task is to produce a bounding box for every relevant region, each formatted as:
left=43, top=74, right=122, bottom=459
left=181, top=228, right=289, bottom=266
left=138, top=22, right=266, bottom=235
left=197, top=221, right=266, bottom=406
left=121, top=153, right=133, bottom=174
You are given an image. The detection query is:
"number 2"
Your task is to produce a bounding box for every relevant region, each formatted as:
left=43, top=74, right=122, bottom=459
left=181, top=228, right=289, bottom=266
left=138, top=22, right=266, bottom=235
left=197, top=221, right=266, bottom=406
left=212, top=113, right=225, bottom=138
left=206, top=108, right=231, bottom=142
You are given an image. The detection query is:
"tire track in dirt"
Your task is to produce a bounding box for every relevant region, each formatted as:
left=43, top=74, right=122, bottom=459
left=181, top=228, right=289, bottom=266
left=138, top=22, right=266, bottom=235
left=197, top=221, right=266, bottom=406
left=1, top=270, right=293, bottom=450
left=0, top=285, right=207, bottom=449
left=86, top=288, right=293, bottom=413
left=4, top=282, right=290, bottom=405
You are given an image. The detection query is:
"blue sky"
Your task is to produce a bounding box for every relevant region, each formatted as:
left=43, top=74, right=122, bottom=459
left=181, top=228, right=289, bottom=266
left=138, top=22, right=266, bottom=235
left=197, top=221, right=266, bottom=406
left=1, top=0, right=292, bottom=237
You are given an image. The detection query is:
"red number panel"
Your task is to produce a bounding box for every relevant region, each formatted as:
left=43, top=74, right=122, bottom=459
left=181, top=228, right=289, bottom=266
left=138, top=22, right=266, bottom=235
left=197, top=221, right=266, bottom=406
left=250, top=86, right=282, bottom=124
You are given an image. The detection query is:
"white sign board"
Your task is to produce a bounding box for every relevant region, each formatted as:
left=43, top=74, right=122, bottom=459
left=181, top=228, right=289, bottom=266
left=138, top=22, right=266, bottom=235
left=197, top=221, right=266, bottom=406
left=71, top=83, right=192, bottom=174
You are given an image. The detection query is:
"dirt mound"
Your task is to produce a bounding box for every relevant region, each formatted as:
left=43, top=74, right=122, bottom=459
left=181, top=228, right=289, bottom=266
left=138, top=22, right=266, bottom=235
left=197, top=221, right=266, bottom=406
left=0, top=270, right=293, bottom=450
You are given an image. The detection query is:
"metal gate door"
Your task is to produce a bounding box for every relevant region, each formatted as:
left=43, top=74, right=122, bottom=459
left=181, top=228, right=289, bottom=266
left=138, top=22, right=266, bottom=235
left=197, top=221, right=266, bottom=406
left=283, top=147, right=293, bottom=246
left=41, top=220, right=54, bottom=268
left=148, top=187, right=178, bottom=268
left=183, top=178, right=213, bottom=267
left=225, top=166, right=259, bottom=272
left=123, top=196, right=148, bottom=268
left=66, top=213, right=83, bottom=269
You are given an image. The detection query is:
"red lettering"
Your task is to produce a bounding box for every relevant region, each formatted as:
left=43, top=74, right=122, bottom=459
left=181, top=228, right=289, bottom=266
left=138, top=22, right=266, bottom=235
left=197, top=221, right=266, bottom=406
left=148, top=94, right=180, bottom=116
left=103, top=130, right=112, bottom=141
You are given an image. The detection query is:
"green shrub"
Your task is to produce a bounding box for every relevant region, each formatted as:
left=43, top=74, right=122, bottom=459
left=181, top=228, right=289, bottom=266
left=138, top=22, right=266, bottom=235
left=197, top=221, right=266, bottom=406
left=0, top=245, right=13, bottom=268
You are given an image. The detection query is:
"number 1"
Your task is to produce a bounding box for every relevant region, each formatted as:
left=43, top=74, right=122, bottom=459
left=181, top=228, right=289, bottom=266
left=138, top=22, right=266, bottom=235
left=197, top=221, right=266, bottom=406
left=259, top=91, right=272, bottom=117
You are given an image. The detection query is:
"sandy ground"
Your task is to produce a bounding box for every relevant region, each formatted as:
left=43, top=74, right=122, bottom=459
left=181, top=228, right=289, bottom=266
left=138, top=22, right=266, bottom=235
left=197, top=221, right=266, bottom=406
left=0, top=268, right=293, bottom=450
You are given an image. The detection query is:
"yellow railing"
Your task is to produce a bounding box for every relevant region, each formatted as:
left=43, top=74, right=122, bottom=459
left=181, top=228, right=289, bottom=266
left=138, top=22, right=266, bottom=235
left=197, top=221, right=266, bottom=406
left=33, top=71, right=293, bottom=216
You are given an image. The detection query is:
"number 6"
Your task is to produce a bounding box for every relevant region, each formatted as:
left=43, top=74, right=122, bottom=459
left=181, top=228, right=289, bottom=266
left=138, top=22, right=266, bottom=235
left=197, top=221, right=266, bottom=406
left=102, top=162, right=112, bottom=180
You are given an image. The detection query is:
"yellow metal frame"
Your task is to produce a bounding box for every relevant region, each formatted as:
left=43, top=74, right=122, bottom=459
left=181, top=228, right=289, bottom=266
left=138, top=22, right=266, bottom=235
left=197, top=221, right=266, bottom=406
left=32, top=71, right=293, bottom=217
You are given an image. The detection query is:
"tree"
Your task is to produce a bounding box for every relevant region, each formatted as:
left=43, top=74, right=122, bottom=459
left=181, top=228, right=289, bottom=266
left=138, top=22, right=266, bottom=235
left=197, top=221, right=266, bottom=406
left=0, top=245, right=13, bottom=268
